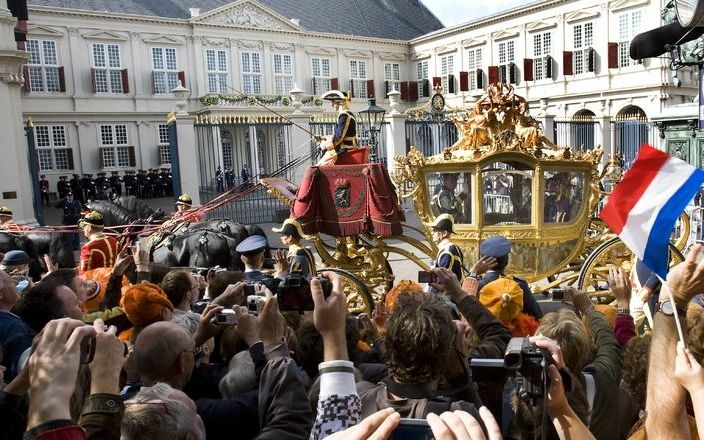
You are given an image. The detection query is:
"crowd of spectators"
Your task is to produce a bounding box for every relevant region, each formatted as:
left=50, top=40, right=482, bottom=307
left=0, top=238, right=703, bottom=440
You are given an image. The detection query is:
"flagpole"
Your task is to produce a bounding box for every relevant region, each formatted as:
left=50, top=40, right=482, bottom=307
left=655, top=274, right=687, bottom=346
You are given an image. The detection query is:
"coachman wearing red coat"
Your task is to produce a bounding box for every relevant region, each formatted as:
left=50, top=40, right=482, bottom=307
left=78, top=211, right=119, bottom=274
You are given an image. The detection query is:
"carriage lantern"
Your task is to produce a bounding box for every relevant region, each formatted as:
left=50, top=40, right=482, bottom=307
left=359, top=98, right=386, bottom=163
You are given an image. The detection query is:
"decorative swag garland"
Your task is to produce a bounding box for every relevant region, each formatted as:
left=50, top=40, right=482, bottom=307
left=200, top=94, right=323, bottom=107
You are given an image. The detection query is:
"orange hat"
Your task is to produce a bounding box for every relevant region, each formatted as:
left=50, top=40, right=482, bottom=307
left=384, top=279, right=423, bottom=311
left=120, top=282, right=174, bottom=327
left=593, top=304, right=617, bottom=329
left=479, top=278, right=524, bottom=322
left=81, top=267, right=130, bottom=313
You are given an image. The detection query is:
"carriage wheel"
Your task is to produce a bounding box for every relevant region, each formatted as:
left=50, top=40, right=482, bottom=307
left=576, top=237, right=685, bottom=303
left=321, top=268, right=375, bottom=314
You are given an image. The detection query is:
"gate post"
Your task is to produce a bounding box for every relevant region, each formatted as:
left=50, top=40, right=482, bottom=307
left=541, top=114, right=556, bottom=144
left=173, top=114, right=201, bottom=204
left=0, top=5, right=36, bottom=224
left=599, top=115, right=612, bottom=160
left=289, top=113, right=312, bottom=185
left=384, top=91, right=407, bottom=175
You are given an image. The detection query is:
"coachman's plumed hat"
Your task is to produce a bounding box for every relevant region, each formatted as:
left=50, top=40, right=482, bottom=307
left=0, top=207, right=13, bottom=217
left=428, top=213, right=455, bottom=234
left=321, top=90, right=349, bottom=102
left=272, top=218, right=306, bottom=239
left=79, top=211, right=104, bottom=228
left=176, top=194, right=193, bottom=207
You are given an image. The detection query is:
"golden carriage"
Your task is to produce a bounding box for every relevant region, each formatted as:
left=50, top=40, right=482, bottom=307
left=263, top=84, right=686, bottom=313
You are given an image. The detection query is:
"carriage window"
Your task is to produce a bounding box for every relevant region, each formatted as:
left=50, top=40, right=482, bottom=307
left=543, top=171, right=586, bottom=223
left=427, top=172, right=472, bottom=224
left=482, top=161, right=533, bottom=225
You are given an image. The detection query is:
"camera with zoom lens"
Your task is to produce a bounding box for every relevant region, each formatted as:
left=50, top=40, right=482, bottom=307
left=470, top=337, right=569, bottom=406
left=276, top=271, right=332, bottom=312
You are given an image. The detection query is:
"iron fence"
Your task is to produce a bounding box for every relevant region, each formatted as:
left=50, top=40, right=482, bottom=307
left=405, top=120, right=458, bottom=157
left=194, top=122, right=293, bottom=224
left=554, top=118, right=599, bottom=151
left=612, top=118, right=661, bottom=168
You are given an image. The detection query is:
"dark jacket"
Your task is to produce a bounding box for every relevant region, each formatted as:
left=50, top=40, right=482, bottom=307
left=79, top=394, right=124, bottom=440
left=582, top=311, right=623, bottom=440
left=0, top=310, right=35, bottom=381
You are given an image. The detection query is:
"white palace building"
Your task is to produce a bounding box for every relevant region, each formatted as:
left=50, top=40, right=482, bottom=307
left=0, top=0, right=697, bottom=222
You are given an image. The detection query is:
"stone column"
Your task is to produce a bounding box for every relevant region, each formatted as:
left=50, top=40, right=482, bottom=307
left=384, top=91, right=407, bottom=176
left=0, top=3, right=36, bottom=223
left=541, top=114, right=556, bottom=143
left=599, top=115, right=612, bottom=159
left=174, top=114, right=201, bottom=204
left=289, top=113, right=313, bottom=185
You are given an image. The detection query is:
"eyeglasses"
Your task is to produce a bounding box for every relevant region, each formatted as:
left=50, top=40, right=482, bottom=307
left=124, top=400, right=171, bottom=415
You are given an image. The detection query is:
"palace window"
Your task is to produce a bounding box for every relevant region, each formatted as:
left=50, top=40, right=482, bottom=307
left=99, top=124, right=135, bottom=168
left=91, top=43, right=123, bottom=93
left=205, top=49, right=228, bottom=94
left=35, top=125, right=73, bottom=171
left=241, top=51, right=262, bottom=94
left=618, top=10, right=642, bottom=67
left=532, top=32, right=552, bottom=80
left=384, top=62, right=401, bottom=94
left=350, top=60, right=368, bottom=99
left=417, top=60, right=429, bottom=97
left=498, top=40, right=515, bottom=83
left=573, top=22, right=594, bottom=74
left=26, top=39, right=62, bottom=92
left=467, top=48, right=482, bottom=90
left=440, top=54, right=454, bottom=92
left=312, top=57, right=332, bottom=94
left=158, top=124, right=171, bottom=165
left=273, top=53, right=293, bottom=95
left=151, top=47, right=179, bottom=94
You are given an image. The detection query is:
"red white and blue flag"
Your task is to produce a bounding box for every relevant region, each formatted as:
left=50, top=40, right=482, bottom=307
left=600, top=145, right=704, bottom=278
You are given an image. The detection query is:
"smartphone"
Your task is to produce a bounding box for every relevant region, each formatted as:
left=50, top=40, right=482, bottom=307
left=390, top=418, right=434, bottom=440
left=417, top=271, right=437, bottom=284
left=80, top=334, right=97, bottom=365
left=211, top=309, right=237, bottom=325
left=551, top=288, right=565, bottom=301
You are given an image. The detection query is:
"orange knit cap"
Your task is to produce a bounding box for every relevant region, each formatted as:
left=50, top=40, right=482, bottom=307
left=479, top=278, right=524, bottom=322
left=80, top=267, right=130, bottom=313
left=384, top=279, right=423, bottom=311
left=120, top=282, right=174, bottom=327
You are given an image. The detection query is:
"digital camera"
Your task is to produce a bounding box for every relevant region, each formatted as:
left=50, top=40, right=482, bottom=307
left=276, top=271, right=332, bottom=312
left=211, top=309, right=237, bottom=325
left=247, top=295, right=265, bottom=315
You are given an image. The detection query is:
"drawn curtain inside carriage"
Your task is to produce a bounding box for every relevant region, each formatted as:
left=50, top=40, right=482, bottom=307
left=194, top=119, right=293, bottom=224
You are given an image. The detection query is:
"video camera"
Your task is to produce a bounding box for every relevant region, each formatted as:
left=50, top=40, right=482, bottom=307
left=470, top=337, right=570, bottom=406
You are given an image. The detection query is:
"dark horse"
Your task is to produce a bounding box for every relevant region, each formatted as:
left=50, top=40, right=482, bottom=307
left=86, top=196, right=164, bottom=227
left=0, top=231, right=76, bottom=281
left=150, top=230, right=242, bottom=270
left=149, top=219, right=269, bottom=270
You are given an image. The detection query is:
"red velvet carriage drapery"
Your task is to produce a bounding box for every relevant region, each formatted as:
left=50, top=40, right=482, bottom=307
left=291, top=164, right=405, bottom=237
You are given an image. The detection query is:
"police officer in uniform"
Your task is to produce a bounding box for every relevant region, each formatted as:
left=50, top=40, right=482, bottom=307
left=432, top=173, right=466, bottom=223
left=39, top=175, right=50, bottom=206
left=235, top=235, right=280, bottom=292
left=81, top=173, right=95, bottom=201
left=317, top=90, right=358, bottom=166
left=69, top=174, right=82, bottom=203
left=161, top=169, right=173, bottom=196
left=95, top=172, right=108, bottom=193
left=109, top=171, right=122, bottom=197
left=428, top=213, right=464, bottom=283
left=57, top=176, right=69, bottom=199
left=56, top=192, right=82, bottom=250
left=477, top=235, right=543, bottom=320
left=272, top=218, right=316, bottom=278
left=215, top=166, right=224, bottom=192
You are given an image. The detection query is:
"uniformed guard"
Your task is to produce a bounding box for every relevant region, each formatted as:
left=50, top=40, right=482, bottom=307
left=95, top=172, right=108, bottom=193
left=0, top=207, right=15, bottom=229
left=57, top=175, right=69, bottom=199
left=69, top=174, right=82, bottom=203
left=272, top=218, right=316, bottom=277
left=56, top=192, right=82, bottom=250
left=432, top=173, right=466, bottom=223
left=236, top=235, right=280, bottom=291
left=175, top=193, right=192, bottom=216
left=317, top=90, right=358, bottom=166
left=78, top=210, right=119, bottom=274
left=161, top=169, right=173, bottom=196
left=81, top=173, right=96, bottom=201
left=477, top=235, right=543, bottom=320
left=39, top=175, right=50, bottom=206
left=215, top=166, right=224, bottom=192
left=429, top=213, right=464, bottom=283
left=109, top=171, right=122, bottom=197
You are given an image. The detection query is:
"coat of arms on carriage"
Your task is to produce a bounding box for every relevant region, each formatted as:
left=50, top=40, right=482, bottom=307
left=334, top=178, right=351, bottom=207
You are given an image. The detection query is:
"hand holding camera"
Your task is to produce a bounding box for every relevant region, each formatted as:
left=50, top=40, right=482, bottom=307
left=258, top=288, right=286, bottom=348
left=428, top=267, right=465, bottom=302
left=563, top=286, right=595, bottom=316
left=27, top=318, right=97, bottom=430
left=233, top=306, right=261, bottom=347
left=194, top=303, right=226, bottom=346
left=211, top=281, right=247, bottom=308
left=607, top=265, right=631, bottom=309
left=89, top=319, right=128, bottom=395
left=313, top=272, right=349, bottom=362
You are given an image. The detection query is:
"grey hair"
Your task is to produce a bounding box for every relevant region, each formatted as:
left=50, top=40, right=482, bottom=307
left=121, top=382, right=204, bottom=440
left=218, top=350, right=256, bottom=397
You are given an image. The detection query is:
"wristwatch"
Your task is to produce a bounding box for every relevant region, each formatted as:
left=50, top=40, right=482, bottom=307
left=656, top=300, right=685, bottom=316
